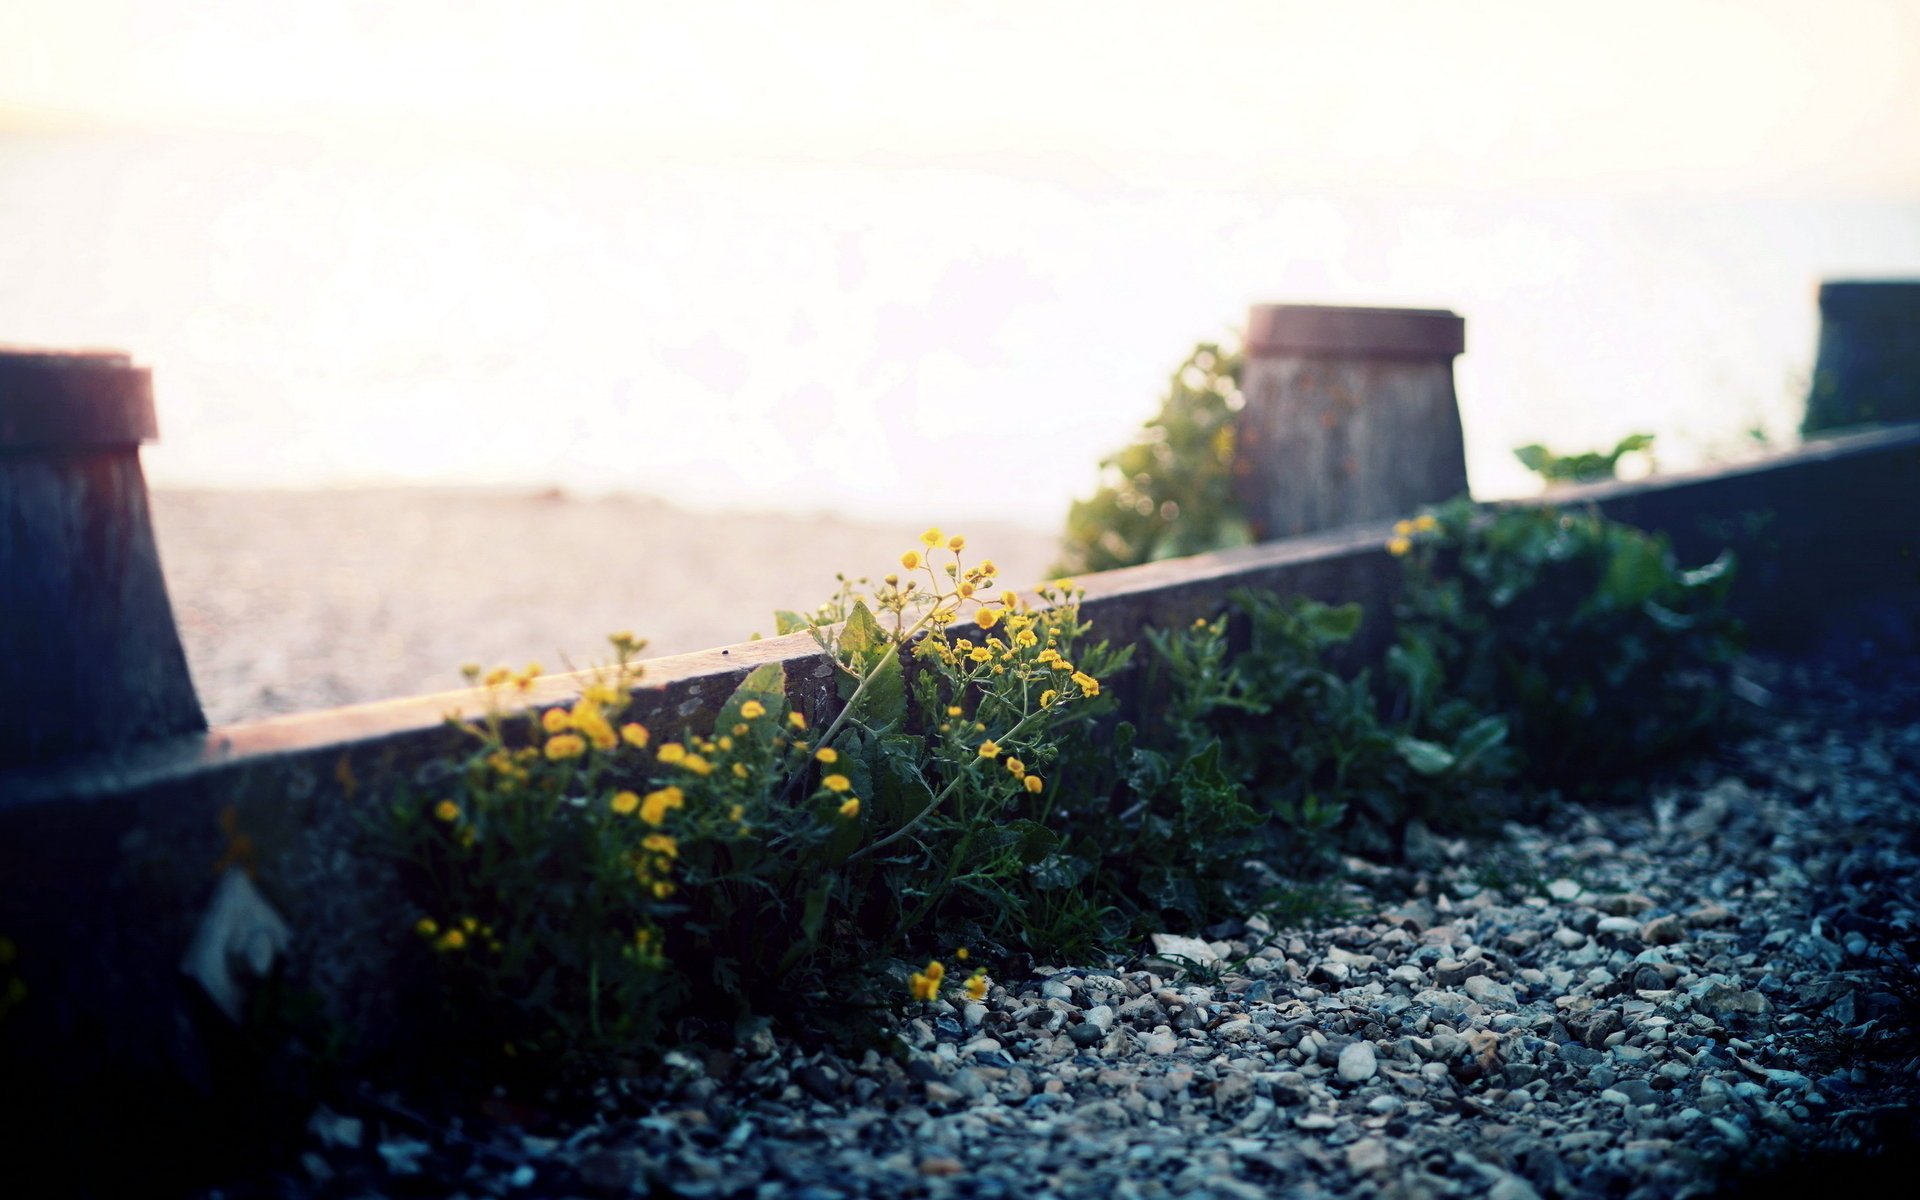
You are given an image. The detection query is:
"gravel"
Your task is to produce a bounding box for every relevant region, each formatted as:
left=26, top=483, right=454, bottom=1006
left=211, top=652, right=1920, bottom=1198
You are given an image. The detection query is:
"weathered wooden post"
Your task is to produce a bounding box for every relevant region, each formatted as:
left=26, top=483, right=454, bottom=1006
left=1803, top=280, right=1920, bottom=435
left=1233, top=304, right=1468, bottom=539
left=0, top=349, right=205, bottom=765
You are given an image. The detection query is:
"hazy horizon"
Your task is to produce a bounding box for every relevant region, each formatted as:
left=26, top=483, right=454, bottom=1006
left=6, top=2, right=1920, bottom=527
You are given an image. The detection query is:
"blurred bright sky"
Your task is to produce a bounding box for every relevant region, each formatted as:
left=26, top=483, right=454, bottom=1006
left=5, top=1, right=1919, bottom=524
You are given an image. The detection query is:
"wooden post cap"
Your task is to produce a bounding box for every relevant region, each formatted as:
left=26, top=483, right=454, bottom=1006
left=1804, top=280, right=1920, bottom=435
left=0, top=347, right=202, bottom=764
left=0, top=350, right=158, bottom=449
left=1234, top=303, right=1471, bottom=540
left=1246, top=305, right=1464, bottom=360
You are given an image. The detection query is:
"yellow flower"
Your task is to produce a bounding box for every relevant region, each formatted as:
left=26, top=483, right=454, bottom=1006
left=838, top=796, right=861, bottom=818
left=545, top=734, right=586, bottom=760
left=1024, top=774, right=1044, bottom=794
left=788, top=711, right=808, bottom=730
left=900, top=550, right=921, bottom=570
left=921, top=527, right=943, bottom=548
left=739, top=700, right=767, bottom=720
left=1387, top=535, right=1412, bottom=557
left=947, top=534, right=966, bottom=551
left=1040, top=689, right=1057, bottom=707
left=434, top=799, right=461, bottom=823
left=975, top=606, right=1000, bottom=630
left=415, top=917, right=439, bottom=937
left=1071, top=671, right=1101, bottom=697
left=979, top=560, right=998, bottom=577
left=908, top=972, right=939, bottom=1002
left=642, top=833, right=678, bottom=857
left=621, top=722, right=651, bottom=749
left=955, top=947, right=970, bottom=960
left=1015, top=629, right=1039, bottom=648
left=822, top=774, right=852, bottom=793
left=728, top=804, right=745, bottom=823
left=652, top=881, right=676, bottom=899
left=437, top=929, right=466, bottom=952
left=640, top=786, right=685, bottom=826
left=541, top=707, right=572, bottom=733
left=610, top=790, right=640, bottom=815
left=1004, top=757, right=1026, bottom=779
left=483, top=666, right=511, bottom=688
left=815, top=747, right=839, bottom=764
left=732, top=762, right=749, bottom=779
left=656, top=742, right=686, bottom=764
left=1393, top=519, right=1414, bottom=537
left=977, top=740, right=1001, bottom=759
left=1052, top=578, right=1076, bottom=592
left=1414, top=513, right=1439, bottom=533
left=947, top=706, right=964, bottom=717
left=965, top=974, right=989, bottom=1002
left=968, top=646, right=992, bottom=664
left=924, top=959, right=946, bottom=983
left=678, top=754, right=714, bottom=777
left=717, top=736, right=733, bottom=751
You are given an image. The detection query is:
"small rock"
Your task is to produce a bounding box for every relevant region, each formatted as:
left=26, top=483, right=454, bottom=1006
left=1597, top=892, right=1656, bottom=917
left=1346, top=1138, right=1390, bottom=1173
left=1687, top=902, right=1736, bottom=928
left=1464, top=976, right=1518, bottom=1009
left=1148, top=933, right=1220, bottom=969
left=1337, top=1041, right=1378, bottom=1083
left=1640, top=915, right=1685, bottom=945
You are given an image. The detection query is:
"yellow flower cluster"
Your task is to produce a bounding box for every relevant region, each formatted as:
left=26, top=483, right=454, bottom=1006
left=908, top=958, right=945, bottom=1001
left=416, top=914, right=500, bottom=954
left=1387, top=513, right=1440, bottom=557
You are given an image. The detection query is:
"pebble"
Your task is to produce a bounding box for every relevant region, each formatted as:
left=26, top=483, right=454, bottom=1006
left=261, top=653, right=1920, bottom=1200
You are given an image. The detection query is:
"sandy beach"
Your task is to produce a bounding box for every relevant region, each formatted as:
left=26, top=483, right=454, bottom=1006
left=151, top=488, right=1062, bottom=726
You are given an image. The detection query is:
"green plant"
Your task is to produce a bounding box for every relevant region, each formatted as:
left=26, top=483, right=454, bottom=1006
left=1392, top=496, right=1741, bottom=784
left=379, top=534, right=1126, bottom=1067
left=377, top=640, right=679, bottom=1066
left=1513, top=432, right=1655, bottom=487
left=1035, top=592, right=1515, bottom=938
left=1057, top=341, right=1253, bottom=573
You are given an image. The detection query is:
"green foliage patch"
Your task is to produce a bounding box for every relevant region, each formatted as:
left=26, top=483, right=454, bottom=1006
left=1393, top=496, right=1741, bottom=784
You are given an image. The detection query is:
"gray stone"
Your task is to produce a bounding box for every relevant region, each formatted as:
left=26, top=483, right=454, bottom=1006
left=1464, top=976, right=1518, bottom=1009
left=1337, top=1040, right=1378, bottom=1083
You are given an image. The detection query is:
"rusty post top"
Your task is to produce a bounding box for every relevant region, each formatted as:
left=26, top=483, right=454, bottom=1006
left=1246, top=305, right=1464, bottom=360
left=0, top=349, right=157, bottom=449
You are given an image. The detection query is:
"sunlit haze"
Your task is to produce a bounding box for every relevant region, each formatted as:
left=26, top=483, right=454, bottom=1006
left=6, top=0, right=1920, bottom=525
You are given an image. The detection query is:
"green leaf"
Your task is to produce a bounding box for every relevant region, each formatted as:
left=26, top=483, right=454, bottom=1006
left=835, top=601, right=906, bottom=727
left=1395, top=736, right=1456, bottom=776
left=773, top=610, right=810, bottom=635
left=1299, top=600, right=1363, bottom=645
left=1028, top=853, right=1092, bottom=891
left=719, top=663, right=787, bottom=731
left=1450, top=715, right=1509, bottom=773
